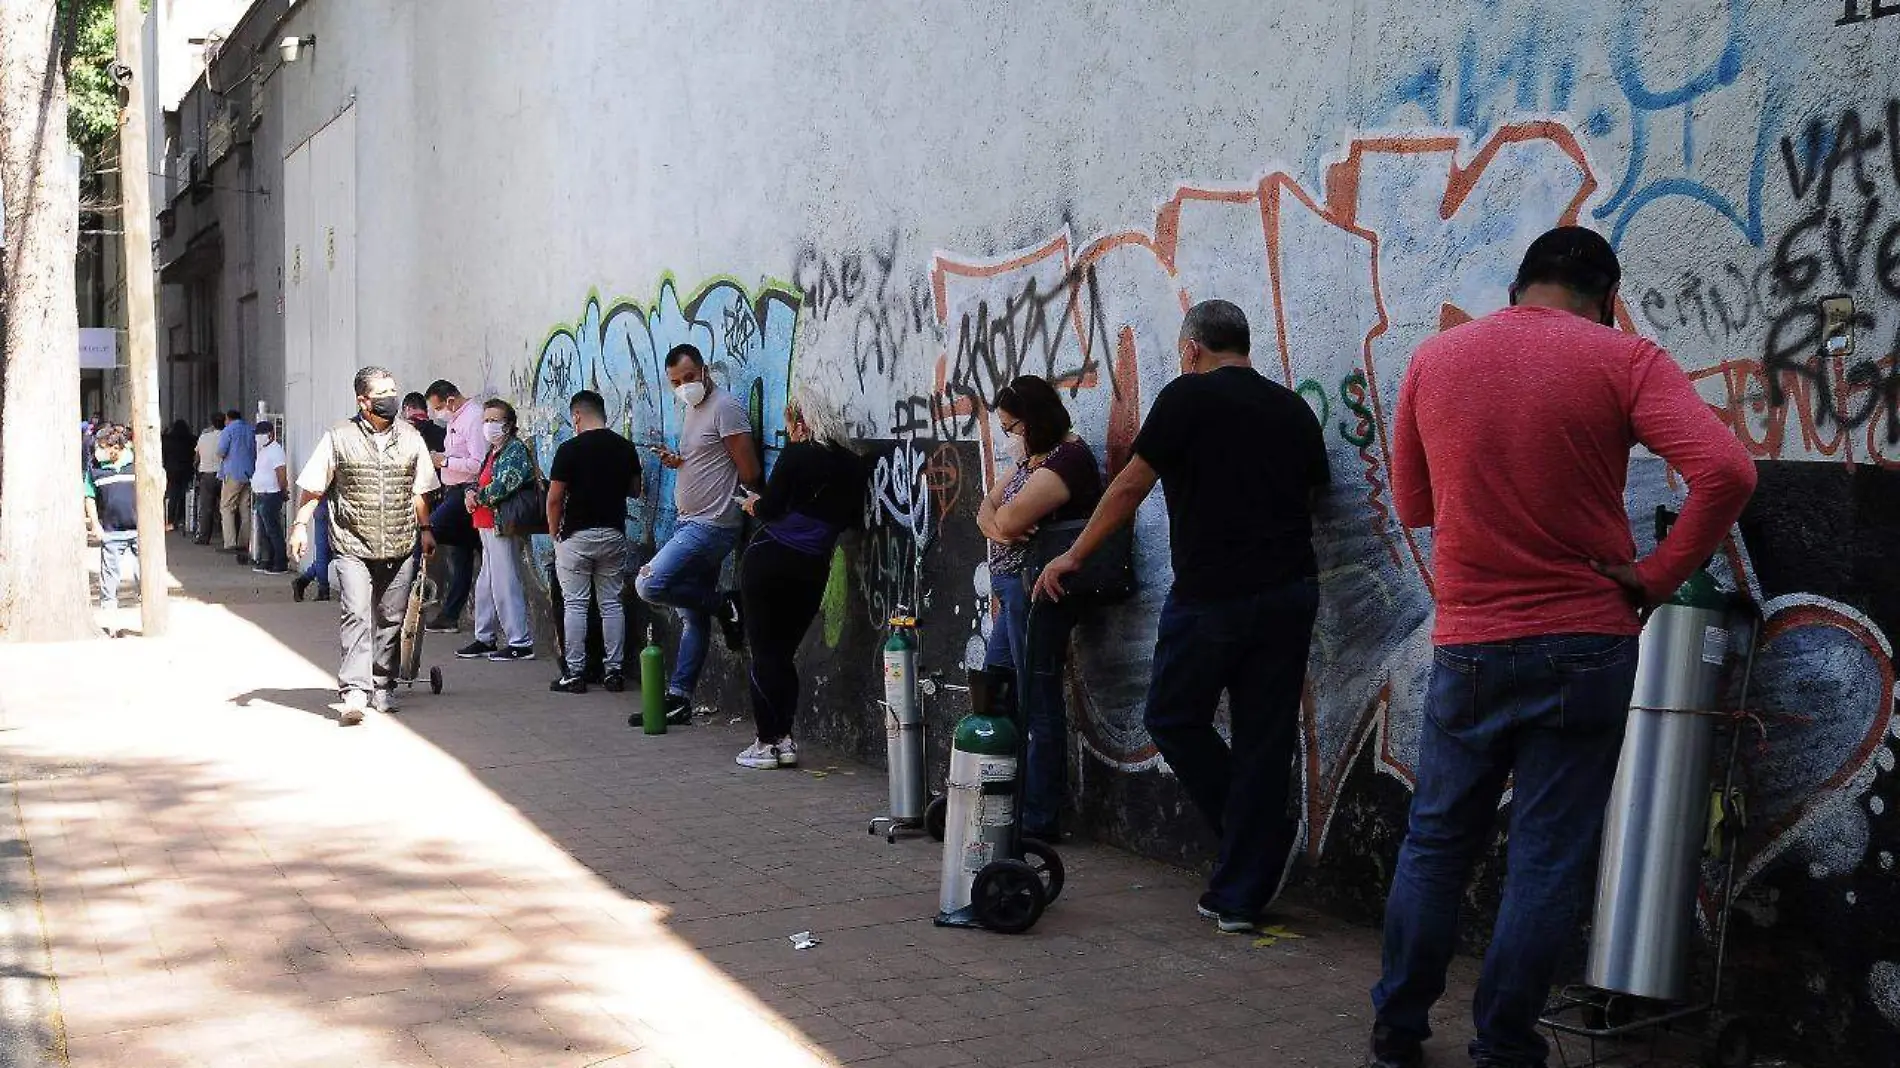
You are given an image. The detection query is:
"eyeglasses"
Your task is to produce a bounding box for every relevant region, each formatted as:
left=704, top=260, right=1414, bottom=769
left=1000, top=417, right=1022, bottom=437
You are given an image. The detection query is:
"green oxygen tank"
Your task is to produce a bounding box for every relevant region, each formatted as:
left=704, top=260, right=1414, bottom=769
left=640, top=625, right=667, bottom=735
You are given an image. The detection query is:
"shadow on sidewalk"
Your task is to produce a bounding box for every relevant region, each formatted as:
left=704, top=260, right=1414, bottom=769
left=232, top=687, right=344, bottom=724
left=55, top=533, right=1508, bottom=1067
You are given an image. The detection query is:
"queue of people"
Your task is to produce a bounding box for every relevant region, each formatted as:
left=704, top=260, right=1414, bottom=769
left=97, top=229, right=1758, bottom=1068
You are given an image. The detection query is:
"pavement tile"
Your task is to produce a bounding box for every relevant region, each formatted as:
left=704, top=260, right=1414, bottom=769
left=0, top=541, right=1519, bottom=1068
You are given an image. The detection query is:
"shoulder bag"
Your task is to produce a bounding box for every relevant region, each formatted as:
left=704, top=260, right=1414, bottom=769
left=1023, top=519, right=1136, bottom=603
left=495, top=442, right=549, bottom=538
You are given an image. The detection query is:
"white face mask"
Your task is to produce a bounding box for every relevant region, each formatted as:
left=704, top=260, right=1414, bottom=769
left=430, top=406, right=452, bottom=427
left=674, top=381, right=707, bottom=408
left=1002, top=432, right=1026, bottom=461
left=482, top=421, right=505, bottom=444
left=255, top=434, right=271, bottom=450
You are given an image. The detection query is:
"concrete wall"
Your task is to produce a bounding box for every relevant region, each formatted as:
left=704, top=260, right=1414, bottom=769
left=246, top=2, right=1900, bottom=1061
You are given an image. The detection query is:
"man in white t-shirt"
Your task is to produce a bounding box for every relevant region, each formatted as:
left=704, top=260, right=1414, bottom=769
left=250, top=420, right=291, bottom=574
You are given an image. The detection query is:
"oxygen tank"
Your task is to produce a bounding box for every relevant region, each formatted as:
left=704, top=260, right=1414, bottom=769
left=1587, top=508, right=1735, bottom=1001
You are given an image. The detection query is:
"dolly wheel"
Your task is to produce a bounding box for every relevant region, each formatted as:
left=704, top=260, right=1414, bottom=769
left=429, top=667, right=444, bottom=695
left=925, top=796, right=948, bottom=842
left=1019, top=838, right=1066, bottom=904
left=971, top=859, right=1046, bottom=934
left=1703, top=1013, right=1752, bottom=1068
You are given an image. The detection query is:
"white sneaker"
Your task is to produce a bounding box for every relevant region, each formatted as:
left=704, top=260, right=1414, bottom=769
left=340, top=689, right=367, bottom=727
left=735, top=741, right=780, bottom=770
left=775, top=738, right=799, bottom=768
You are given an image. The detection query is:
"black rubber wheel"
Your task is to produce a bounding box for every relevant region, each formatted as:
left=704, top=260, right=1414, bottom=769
left=1703, top=1013, right=1752, bottom=1068
left=970, top=859, right=1047, bottom=934
left=429, top=667, right=444, bottom=695
left=1019, top=837, right=1066, bottom=904
left=925, top=796, right=948, bottom=842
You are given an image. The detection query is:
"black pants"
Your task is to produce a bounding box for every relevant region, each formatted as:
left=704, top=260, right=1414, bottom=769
left=165, top=473, right=190, bottom=527
left=738, top=536, right=830, bottom=743
left=194, top=473, right=221, bottom=541
left=1142, top=577, right=1319, bottom=917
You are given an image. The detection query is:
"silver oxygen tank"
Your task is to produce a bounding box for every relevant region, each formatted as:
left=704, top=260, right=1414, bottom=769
left=882, top=614, right=926, bottom=823
left=1587, top=514, right=1733, bottom=1002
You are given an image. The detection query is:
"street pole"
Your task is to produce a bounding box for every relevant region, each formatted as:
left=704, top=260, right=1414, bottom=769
left=116, top=0, right=168, bottom=635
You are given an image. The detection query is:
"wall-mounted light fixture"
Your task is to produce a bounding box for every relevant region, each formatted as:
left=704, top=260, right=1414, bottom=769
left=279, top=35, right=316, bottom=64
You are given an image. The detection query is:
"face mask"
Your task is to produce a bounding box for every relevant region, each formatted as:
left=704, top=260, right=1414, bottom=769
left=367, top=396, right=401, bottom=422
left=94, top=448, right=112, bottom=465
left=256, top=434, right=270, bottom=449
left=674, top=381, right=707, bottom=408
left=1002, top=433, right=1026, bottom=461
left=430, top=407, right=452, bottom=426
left=482, top=421, right=505, bottom=444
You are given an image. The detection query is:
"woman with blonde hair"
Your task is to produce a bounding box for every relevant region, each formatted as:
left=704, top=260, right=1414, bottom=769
left=733, top=389, right=864, bottom=769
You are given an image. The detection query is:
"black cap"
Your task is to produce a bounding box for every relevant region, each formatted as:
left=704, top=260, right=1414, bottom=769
left=1514, top=226, right=1620, bottom=295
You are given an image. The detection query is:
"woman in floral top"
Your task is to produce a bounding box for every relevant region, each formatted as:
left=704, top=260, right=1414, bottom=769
left=975, top=375, right=1102, bottom=841
left=457, top=399, right=537, bottom=662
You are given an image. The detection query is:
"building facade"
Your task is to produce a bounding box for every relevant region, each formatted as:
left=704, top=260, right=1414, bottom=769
left=152, top=3, right=1900, bottom=1061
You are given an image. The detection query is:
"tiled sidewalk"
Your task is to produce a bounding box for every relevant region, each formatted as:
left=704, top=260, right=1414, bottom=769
left=0, top=535, right=1499, bottom=1067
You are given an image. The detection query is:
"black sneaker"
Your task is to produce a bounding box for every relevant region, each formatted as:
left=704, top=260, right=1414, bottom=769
left=1366, top=1025, right=1424, bottom=1068
left=291, top=576, right=311, bottom=602
left=314, top=587, right=331, bottom=602
left=488, top=645, right=536, bottom=663
left=424, top=617, right=460, bottom=634
left=715, top=591, right=744, bottom=651
left=455, top=640, right=498, bottom=659
left=1195, top=896, right=1258, bottom=935
left=602, top=672, right=626, bottom=694
left=550, top=675, right=587, bottom=694
left=663, top=692, right=693, bottom=725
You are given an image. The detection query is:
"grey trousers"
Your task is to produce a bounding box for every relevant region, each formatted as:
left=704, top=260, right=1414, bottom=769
left=98, top=532, right=139, bottom=609
left=335, top=553, right=418, bottom=697
left=555, top=528, right=629, bottom=675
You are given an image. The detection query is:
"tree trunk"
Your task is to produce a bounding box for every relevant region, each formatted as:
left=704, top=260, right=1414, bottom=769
left=0, top=2, right=93, bottom=641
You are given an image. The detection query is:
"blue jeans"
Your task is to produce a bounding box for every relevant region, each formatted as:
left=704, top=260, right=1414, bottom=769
left=635, top=520, right=739, bottom=696
left=253, top=490, right=288, bottom=571
left=302, top=500, right=333, bottom=591
left=431, top=493, right=479, bottom=621
left=1372, top=633, right=1638, bottom=1066
left=984, top=571, right=1080, bottom=836
left=1143, top=579, right=1318, bottom=917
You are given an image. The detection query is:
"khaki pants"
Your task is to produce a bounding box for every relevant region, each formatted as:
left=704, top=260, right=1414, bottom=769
left=220, top=478, right=252, bottom=550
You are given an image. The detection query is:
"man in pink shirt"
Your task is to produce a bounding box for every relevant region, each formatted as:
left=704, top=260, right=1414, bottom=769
left=1366, top=228, right=1757, bottom=1068
left=423, top=380, right=488, bottom=632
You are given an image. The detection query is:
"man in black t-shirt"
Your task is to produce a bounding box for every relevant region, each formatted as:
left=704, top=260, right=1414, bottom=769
left=1034, top=299, right=1328, bottom=932
left=547, top=389, right=642, bottom=693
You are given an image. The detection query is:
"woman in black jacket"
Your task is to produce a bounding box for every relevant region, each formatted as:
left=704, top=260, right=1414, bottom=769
left=161, top=419, right=197, bottom=531
left=733, top=392, right=863, bottom=769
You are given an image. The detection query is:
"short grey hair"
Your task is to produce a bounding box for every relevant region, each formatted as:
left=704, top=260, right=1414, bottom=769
left=1180, top=299, right=1250, bottom=356
left=787, top=387, right=852, bottom=450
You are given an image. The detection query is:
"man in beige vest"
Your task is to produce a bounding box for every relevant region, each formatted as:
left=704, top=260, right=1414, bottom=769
left=289, top=366, right=440, bottom=725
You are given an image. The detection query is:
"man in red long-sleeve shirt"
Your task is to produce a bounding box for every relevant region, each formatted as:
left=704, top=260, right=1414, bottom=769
left=1366, top=228, right=1757, bottom=1068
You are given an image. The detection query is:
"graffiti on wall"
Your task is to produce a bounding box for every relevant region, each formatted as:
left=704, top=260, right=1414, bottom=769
left=513, top=277, right=800, bottom=558
left=781, top=119, right=1898, bottom=892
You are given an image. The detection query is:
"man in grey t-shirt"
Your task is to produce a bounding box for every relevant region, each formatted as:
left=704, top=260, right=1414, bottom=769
left=634, top=343, right=762, bottom=724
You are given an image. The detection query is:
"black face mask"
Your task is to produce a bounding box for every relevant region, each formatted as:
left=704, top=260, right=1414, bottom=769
left=367, top=396, right=401, bottom=422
